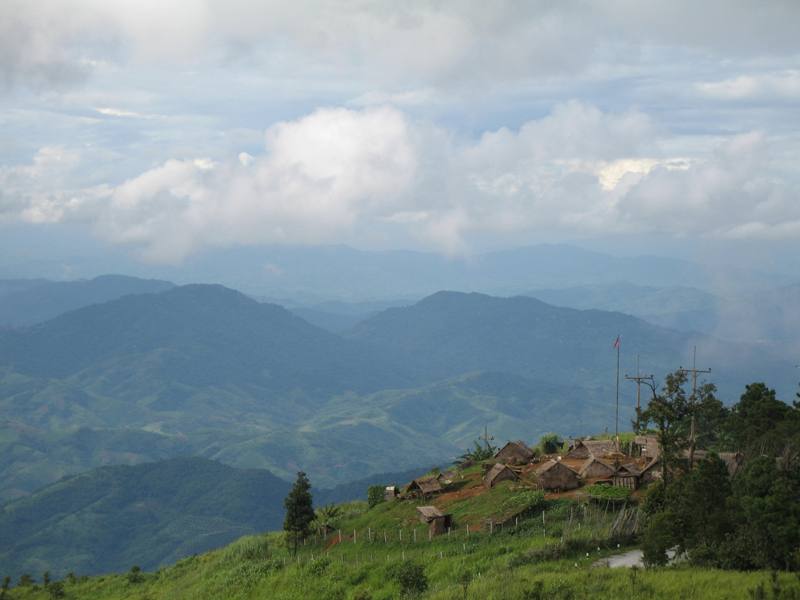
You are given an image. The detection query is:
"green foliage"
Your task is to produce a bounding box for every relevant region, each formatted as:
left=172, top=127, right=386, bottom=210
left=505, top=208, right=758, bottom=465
left=284, top=472, right=315, bottom=555
left=18, top=574, right=33, bottom=587
left=46, top=581, right=65, bottom=599
left=127, top=565, right=144, bottom=584
left=500, top=490, right=546, bottom=514
left=642, top=511, right=677, bottom=567
left=221, top=535, right=271, bottom=563
left=584, top=484, right=631, bottom=502
left=387, top=561, right=428, bottom=597
left=457, top=439, right=497, bottom=465
left=537, top=433, right=563, bottom=455
left=367, top=486, right=384, bottom=509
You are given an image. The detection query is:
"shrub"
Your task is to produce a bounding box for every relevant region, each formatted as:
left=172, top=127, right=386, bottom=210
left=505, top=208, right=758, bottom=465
left=387, top=561, right=428, bottom=597
left=584, top=484, right=631, bottom=502
left=367, top=485, right=385, bottom=508
left=642, top=511, right=675, bottom=567
left=306, top=556, right=331, bottom=576
left=127, top=565, right=144, bottom=584
left=501, top=490, right=546, bottom=514
left=47, top=581, right=66, bottom=599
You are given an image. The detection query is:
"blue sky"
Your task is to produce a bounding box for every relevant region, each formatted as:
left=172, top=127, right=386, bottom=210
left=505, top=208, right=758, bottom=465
left=1, top=1, right=799, bottom=269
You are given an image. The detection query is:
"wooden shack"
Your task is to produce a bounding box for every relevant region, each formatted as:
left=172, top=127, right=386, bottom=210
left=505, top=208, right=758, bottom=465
left=494, top=441, right=535, bottom=465
left=565, top=439, right=616, bottom=460
left=634, top=435, right=660, bottom=459
left=483, top=463, right=518, bottom=488
left=535, top=459, right=580, bottom=491
left=612, top=463, right=641, bottom=489
left=384, top=485, right=399, bottom=501
left=639, top=457, right=662, bottom=484
left=579, top=457, right=616, bottom=480
left=406, top=476, right=443, bottom=498
left=416, top=506, right=452, bottom=536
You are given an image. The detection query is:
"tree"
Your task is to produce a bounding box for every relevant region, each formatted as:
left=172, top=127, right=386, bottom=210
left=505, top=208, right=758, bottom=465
left=537, top=433, right=563, bottom=455
left=312, top=503, right=341, bottom=532
left=47, top=581, right=65, bottom=599
left=367, top=485, right=385, bottom=508
left=388, top=561, right=428, bottom=597
left=283, top=471, right=315, bottom=555
left=455, top=439, right=497, bottom=465
left=641, top=370, right=692, bottom=486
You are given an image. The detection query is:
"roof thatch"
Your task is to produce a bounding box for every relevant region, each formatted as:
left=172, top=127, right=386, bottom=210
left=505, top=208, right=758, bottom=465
left=579, top=456, right=616, bottom=479
left=566, top=439, right=616, bottom=460
left=416, top=506, right=446, bottom=521
left=536, top=459, right=580, bottom=490
left=407, top=476, right=443, bottom=495
left=495, top=441, right=535, bottom=465
left=484, top=463, right=519, bottom=488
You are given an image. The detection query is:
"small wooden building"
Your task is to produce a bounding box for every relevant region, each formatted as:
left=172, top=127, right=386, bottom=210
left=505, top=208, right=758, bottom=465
left=484, top=463, right=519, bottom=488
left=639, top=457, right=662, bottom=484
left=384, top=486, right=399, bottom=501
left=566, top=439, right=616, bottom=460
left=634, top=435, right=660, bottom=459
left=612, top=463, right=641, bottom=489
left=494, top=441, right=535, bottom=465
left=416, top=506, right=452, bottom=536
left=579, top=457, right=616, bottom=480
left=406, top=476, right=443, bottom=498
left=536, top=459, right=580, bottom=491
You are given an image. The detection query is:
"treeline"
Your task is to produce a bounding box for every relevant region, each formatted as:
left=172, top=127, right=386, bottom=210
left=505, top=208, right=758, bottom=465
left=639, top=373, right=800, bottom=570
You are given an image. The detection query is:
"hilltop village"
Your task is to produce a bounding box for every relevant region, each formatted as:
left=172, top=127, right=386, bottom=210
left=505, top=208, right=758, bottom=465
left=387, top=435, right=744, bottom=535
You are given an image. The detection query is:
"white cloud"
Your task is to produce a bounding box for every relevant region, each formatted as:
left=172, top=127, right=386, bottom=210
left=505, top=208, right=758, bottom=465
left=696, top=70, right=800, bottom=100
left=4, top=103, right=797, bottom=261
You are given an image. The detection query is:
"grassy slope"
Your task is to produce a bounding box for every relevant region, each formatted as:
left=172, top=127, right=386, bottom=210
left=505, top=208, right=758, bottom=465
left=5, top=465, right=798, bottom=600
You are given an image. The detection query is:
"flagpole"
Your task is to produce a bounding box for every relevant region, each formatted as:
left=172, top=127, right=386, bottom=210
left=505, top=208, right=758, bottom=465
left=615, top=337, right=620, bottom=450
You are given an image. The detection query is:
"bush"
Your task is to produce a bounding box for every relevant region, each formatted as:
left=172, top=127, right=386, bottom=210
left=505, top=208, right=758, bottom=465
left=642, top=512, right=675, bottom=567
left=127, top=565, right=144, bottom=584
left=47, top=581, right=65, bottom=599
left=387, top=561, right=428, bottom=597
left=584, top=484, right=631, bottom=502
left=367, top=485, right=385, bottom=508
left=501, top=490, right=546, bottom=514
left=537, top=434, right=563, bottom=455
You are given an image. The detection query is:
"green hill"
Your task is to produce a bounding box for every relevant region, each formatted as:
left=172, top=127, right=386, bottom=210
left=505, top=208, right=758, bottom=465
left=0, top=457, right=291, bottom=578
left=2, top=461, right=795, bottom=600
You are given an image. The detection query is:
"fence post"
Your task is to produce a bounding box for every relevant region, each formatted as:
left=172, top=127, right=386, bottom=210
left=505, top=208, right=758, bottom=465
left=384, top=530, right=388, bottom=544
left=338, top=530, right=342, bottom=543
left=368, top=527, right=371, bottom=542
left=489, top=520, right=493, bottom=535
left=447, top=527, right=451, bottom=539
left=354, top=529, right=357, bottom=544
left=413, top=528, right=417, bottom=543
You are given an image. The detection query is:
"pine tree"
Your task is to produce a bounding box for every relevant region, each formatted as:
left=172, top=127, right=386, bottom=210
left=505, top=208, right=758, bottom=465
left=283, top=471, right=315, bottom=555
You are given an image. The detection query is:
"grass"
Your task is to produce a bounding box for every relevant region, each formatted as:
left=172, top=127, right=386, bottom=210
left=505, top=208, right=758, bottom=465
left=5, top=464, right=798, bottom=599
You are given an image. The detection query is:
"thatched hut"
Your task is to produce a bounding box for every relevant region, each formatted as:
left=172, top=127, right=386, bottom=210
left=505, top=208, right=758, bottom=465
left=406, top=476, right=443, bottom=498
left=536, top=459, right=580, bottom=491
left=639, top=457, right=662, bottom=484
left=566, top=439, right=616, bottom=460
left=416, top=506, right=452, bottom=536
left=612, top=463, right=641, bottom=489
left=484, top=463, right=519, bottom=488
left=634, top=435, right=660, bottom=459
left=579, top=457, right=616, bottom=480
left=494, top=441, right=535, bottom=465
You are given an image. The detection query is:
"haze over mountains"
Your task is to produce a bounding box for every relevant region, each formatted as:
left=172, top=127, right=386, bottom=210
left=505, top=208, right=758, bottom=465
left=1, top=267, right=796, bottom=502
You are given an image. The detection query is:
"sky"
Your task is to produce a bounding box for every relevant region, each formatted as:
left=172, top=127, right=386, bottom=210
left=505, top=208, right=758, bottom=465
left=1, top=1, right=799, bottom=271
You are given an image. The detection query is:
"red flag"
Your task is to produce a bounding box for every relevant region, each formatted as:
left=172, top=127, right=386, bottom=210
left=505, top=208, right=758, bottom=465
left=613, top=335, right=620, bottom=349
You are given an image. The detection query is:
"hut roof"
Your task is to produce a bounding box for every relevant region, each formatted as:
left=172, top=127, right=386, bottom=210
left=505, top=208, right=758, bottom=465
left=717, top=452, right=744, bottom=476
left=409, top=476, right=443, bottom=494
left=485, top=463, right=518, bottom=487
left=579, top=456, right=616, bottom=478
left=640, top=456, right=661, bottom=473
left=583, top=440, right=617, bottom=457
left=416, top=506, right=446, bottom=521
left=615, top=463, right=641, bottom=477
left=495, top=441, right=535, bottom=462
left=536, top=459, right=576, bottom=475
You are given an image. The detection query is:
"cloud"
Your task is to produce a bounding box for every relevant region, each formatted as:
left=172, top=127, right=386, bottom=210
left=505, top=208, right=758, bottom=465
left=3, top=103, right=797, bottom=262
left=3, top=1, right=799, bottom=94
left=696, top=70, right=800, bottom=100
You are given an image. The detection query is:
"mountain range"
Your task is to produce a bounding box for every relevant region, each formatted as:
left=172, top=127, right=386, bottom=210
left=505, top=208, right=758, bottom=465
left=1, top=281, right=796, bottom=504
